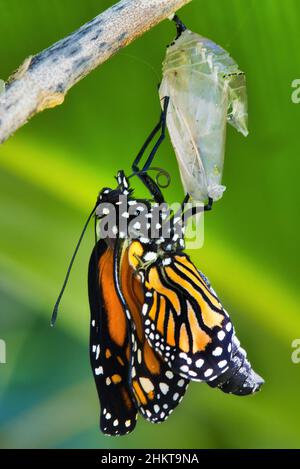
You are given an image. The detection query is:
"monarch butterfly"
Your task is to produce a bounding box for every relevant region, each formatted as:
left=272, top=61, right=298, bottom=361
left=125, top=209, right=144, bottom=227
left=52, top=97, right=263, bottom=437
left=88, top=174, right=191, bottom=435
left=84, top=164, right=263, bottom=436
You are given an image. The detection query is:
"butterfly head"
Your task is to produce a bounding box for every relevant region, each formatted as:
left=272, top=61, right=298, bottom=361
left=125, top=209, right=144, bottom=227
left=96, top=171, right=134, bottom=208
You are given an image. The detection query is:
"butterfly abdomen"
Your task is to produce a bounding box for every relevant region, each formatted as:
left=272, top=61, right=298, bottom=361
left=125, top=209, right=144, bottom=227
left=208, top=336, right=264, bottom=395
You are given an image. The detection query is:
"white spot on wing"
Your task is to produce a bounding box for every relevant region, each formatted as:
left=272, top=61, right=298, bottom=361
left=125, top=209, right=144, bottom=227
left=218, top=360, right=228, bottom=368
left=204, top=368, right=213, bottom=378
left=95, top=366, right=103, bottom=375
left=143, top=251, right=157, bottom=262
left=140, top=377, right=154, bottom=393
left=180, top=365, right=189, bottom=373
left=159, top=383, right=169, bottom=395
left=212, top=347, right=222, bottom=357
left=195, top=358, right=204, bottom=368
left=162, top=258, right=172, bottom=266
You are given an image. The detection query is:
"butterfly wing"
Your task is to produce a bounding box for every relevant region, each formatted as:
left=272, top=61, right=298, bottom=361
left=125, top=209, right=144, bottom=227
left=143, top=253, right=232, bottom=382
left=88, top=240, right=137, bottom=435
left=141, top=253, right=232, bottom=377
left=194, top=267, right=264, bottom=394
left=119, top=248, right=190, bottom=423
left=142, top=253, right=264, bottom=394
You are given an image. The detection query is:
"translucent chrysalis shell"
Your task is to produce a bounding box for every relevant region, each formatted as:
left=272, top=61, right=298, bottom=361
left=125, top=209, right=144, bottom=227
left=0, top=79, right=5, bottom=96
left=159, top=29, right=248, bottom=203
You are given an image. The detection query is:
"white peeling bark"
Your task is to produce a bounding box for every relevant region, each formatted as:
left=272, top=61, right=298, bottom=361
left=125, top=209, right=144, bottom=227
left=0, top=0, right=191, bottom=144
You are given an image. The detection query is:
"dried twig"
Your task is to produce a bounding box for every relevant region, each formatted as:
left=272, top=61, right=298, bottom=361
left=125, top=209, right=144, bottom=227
left=0, top=0, right=191, bottom=144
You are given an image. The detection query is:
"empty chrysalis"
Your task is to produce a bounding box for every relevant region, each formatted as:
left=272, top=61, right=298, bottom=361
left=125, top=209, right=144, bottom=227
left=159, top=20, right=248, bottom=203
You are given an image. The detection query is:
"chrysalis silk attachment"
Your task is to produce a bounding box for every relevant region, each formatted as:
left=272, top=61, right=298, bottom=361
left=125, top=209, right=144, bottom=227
left=159, top=30, right=248, bottom=203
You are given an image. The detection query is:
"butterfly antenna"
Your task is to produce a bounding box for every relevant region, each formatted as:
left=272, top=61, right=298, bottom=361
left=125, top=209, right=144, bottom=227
left=51, top=204, right=97, bottom=327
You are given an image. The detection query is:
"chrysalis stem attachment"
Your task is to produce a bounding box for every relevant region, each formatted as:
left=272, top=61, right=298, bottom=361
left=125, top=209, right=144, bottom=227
left=51, top=204, right=97, bottom=327
left=172, top=15, right=187, bottom=39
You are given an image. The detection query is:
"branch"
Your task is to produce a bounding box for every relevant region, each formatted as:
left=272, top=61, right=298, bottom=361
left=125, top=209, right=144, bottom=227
left=0, top=0, right=191, bottom=144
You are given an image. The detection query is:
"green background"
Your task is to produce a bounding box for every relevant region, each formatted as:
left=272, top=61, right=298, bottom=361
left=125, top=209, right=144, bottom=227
left=0, top=0, right=299, bottom=449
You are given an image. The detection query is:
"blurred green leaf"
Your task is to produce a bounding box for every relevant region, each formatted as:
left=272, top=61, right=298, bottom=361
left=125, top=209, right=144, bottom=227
left=1, top=0, right=300, bottom=449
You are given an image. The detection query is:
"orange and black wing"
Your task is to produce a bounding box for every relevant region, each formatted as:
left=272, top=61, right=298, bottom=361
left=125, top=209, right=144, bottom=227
left=119, top=250, right=190, bottom=423
left=142, top=253, right=234, bottom=383
left=88, top=240, right=137, bottom=435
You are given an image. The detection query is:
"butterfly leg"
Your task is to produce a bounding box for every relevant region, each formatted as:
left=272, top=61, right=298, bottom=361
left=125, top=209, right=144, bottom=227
left=140, top=96, right=169, bottom=172
left=175, top=195, right=214, bottom=229
left=132, top=97, right=169, bottom=174
left=204, top=197, right=213, bottom=211
left=131, top=97, right=170, bottom=203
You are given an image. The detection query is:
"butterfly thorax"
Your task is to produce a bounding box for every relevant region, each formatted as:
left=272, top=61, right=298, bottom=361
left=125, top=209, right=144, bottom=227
left=95, top=171, right=185, bottom=254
